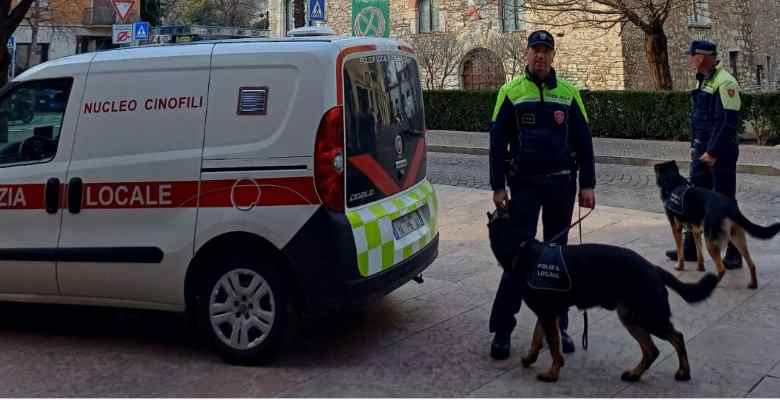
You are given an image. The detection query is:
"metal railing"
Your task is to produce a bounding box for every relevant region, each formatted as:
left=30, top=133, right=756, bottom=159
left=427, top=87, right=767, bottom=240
left=82, top=7, right=115, bottom=26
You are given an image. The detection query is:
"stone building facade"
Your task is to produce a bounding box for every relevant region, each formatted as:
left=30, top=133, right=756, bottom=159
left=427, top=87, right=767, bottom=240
left=267, top=0, right=779, bottom=91
left=622, top=0, right=780, bottom=91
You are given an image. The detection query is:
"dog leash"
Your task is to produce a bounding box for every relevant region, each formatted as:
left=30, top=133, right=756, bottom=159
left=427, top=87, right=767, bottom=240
left=544, top=206, right=594, bottom=245
left=579, top=205, right=589, bottom=352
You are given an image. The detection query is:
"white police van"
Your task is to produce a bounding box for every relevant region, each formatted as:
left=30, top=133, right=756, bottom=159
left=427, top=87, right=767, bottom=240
left=0, top=27, right=438, bottom=363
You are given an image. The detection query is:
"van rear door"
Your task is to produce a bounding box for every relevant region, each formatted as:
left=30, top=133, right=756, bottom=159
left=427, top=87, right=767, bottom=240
left=342, top=54, right=426, bottom=209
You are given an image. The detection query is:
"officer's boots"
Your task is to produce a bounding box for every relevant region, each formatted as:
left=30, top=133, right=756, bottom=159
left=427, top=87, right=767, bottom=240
left=724, top=243, right=743, bottom=270
left=665, top=230, right=698, bottom=262
left=490, top=332, right=511, bottom=360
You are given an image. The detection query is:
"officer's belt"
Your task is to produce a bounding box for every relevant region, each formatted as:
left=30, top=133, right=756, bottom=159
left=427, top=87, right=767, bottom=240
left=508, top=168, right=572, bottom=182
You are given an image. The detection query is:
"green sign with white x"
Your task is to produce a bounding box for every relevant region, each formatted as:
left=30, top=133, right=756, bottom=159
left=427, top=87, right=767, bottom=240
left=352, top=0, right=390, bottom=38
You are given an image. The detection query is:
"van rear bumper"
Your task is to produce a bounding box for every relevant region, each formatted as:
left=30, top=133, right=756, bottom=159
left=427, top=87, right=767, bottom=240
left=341, top=233, right=438, bottom=305
left=282, top=206, right=438, bottom=313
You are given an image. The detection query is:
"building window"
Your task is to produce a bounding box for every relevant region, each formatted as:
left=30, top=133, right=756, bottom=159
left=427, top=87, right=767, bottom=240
left=729, top=51, right=739, bottom=82
left=501, top=0, right=524, bottom=32
left=768, top=56, right=773, bottom=88
left=418, top=0, right=440, bottom=33
left=756, top=64, right=763, bottom=87
left=14, top=43, right=49, bottom=77
left=285, top=0, right=306, bottom=34
left=689, top=0, right=711, bottom=26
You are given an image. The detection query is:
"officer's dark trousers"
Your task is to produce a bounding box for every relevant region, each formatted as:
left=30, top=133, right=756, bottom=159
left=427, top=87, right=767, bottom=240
left=690, top=151, right=737, bottom=198
left=488, top=173, right=577, bottom=335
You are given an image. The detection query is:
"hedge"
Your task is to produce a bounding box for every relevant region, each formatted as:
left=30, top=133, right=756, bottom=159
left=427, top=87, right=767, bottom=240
left=423, top=89, right=780, bottom=144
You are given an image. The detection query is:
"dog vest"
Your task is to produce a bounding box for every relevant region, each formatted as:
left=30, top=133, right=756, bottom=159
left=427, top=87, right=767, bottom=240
left=527, top=245, right=572, bottom=292
left=664, top=184, right=693, bottom=216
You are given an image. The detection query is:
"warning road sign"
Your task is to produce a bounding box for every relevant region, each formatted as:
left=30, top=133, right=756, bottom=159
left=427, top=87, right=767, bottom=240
left=309, top=0, right=325, bottom=22
left=112, top=0, right=135, bottom=23
left=133, top=22, right=150, bottom=41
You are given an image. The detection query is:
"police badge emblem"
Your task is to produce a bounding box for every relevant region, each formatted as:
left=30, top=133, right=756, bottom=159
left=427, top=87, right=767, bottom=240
left=554, top=110, right=565, bottom=124
left=728, top=88, right=736, bottom=97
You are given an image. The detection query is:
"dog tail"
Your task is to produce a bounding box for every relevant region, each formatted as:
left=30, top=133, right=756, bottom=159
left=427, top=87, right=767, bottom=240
left=732, top=209, right=780, bottom=240
left=656, top=266, right=719, bottom=304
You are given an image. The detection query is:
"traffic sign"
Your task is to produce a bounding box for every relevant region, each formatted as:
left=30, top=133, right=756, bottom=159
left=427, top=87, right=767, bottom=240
left=309, top=0, right=325, bottom=22
left=7, top=36, right=15, bottom=51
left=352, top=0, right=389, bottom=38
left=133, top=21, right=150, bottom=41
left=112, top=0, right=135, bottom=23
left=112, top=24, right=133, bottom=44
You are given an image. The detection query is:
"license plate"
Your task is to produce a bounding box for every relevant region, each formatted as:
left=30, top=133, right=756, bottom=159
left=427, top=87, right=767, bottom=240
left=392, top=207, right=426, bottom=240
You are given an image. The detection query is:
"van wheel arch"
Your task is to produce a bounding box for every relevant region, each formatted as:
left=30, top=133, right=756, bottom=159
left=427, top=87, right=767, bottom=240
left=185, top=232, right=303, bottom=320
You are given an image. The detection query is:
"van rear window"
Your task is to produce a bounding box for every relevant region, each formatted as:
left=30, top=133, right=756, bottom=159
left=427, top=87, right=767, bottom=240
left=343, top=54, right=426, bottom=209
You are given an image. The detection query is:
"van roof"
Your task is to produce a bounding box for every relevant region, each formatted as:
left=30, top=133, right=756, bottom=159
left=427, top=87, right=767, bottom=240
left=13, top=35, right=413, bottom=82
left=134, top=34, right=407, bottom=49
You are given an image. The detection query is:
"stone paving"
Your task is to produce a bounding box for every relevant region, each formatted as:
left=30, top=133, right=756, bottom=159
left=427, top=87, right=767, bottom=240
left=0, top=184, right=779, bottom=397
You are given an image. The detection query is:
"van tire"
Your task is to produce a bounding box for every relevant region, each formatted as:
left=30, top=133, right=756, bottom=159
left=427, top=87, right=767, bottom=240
left=198, top=254, right=288, bottom=365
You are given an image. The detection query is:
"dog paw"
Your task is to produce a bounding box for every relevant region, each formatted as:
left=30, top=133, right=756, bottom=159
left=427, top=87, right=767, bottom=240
left=537, top=372, right=558, bottom=382
left=748, top=282, right=758, bottom=290
left=521, top=356, right=537, bottom=368
left=675, top=370, right=691, bottom=381
left=675, top=264, right=685, bottom=271
left=621, top=371, right=641, bottom=382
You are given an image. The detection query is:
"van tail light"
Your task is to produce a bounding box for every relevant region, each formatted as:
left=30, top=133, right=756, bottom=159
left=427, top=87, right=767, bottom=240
left=314, top=106, right=345, bottom=213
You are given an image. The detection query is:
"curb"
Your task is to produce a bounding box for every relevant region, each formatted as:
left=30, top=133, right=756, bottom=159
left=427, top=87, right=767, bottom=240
left=427, top=145, right=780, bottom=177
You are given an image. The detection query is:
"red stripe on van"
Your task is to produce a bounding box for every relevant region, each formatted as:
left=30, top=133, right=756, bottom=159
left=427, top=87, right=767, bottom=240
left=0, top=177, right=320, bottom=211
left=199, top=177, right=320, bottom=207
left=398, top=45, right=415, bottom=54
left=0, top=183, right=46, bottom=210
left=402, top=139, right=426, bottom=189
left=81, top=181, right=199, bottom=209
left=348, top=154, right=401, bottom=196
left=336, top=45, right=377, bottom=105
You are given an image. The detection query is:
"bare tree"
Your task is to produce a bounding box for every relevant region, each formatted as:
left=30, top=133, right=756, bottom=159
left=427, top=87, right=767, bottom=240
left=0, top=0, right=37, bottom=86
left=519, top=0, right=704, bottom=90
left=486, top=31, right=527, bottom=81
left=183, top=0, right=264, bottom=27
left=468, top=0, right=702, bottom=90
left=410, top=32, right=467, bottom=90
left=22, top=0, right=80, bottom=73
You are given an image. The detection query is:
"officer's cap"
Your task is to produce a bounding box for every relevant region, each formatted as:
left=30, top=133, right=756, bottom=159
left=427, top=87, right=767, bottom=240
left=686, top=40, right=717, bottom=56
left=527, top=30, right=555, bottom=50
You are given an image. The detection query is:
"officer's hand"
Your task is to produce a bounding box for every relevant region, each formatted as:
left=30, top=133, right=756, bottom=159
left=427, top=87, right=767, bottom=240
left=493, top=190, right=509, bottom=209
left=579, top=189, right=596, bottom=209
left=700, top=152, right=717, bottom=167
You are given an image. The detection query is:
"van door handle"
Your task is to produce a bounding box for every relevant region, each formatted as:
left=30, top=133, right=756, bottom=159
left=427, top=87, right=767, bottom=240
left=45, top=177, right=60, bottom=214
left=67, top=177, right=83, bottom=214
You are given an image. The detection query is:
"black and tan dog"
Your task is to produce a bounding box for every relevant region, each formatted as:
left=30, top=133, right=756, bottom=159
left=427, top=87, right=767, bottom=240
left=487, top=208, right=718, bottom=383
left=654, top=160, right=780, bottom=289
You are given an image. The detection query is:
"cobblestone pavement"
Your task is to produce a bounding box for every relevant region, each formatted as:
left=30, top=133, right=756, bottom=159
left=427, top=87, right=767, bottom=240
left=428, top=152, right=780, bottom=225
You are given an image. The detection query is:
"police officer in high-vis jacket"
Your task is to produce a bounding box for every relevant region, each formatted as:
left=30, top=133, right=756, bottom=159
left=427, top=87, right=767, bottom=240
left=665, top=40, right=743, bottom=270
left=488, top=30, right=596, bottom=360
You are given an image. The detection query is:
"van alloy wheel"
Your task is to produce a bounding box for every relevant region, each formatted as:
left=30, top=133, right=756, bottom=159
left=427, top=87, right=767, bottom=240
left=209, top=268, right=276, bottom=351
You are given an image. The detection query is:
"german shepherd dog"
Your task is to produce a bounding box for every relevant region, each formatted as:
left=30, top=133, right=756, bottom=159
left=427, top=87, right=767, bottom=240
left=654, top=160, right=780, bottom=289
left=487, top=208, right=718, bottom=383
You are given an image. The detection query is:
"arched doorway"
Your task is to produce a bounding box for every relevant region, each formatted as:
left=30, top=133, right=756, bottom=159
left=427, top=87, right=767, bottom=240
left=461, top=48, right=506, bottom=90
